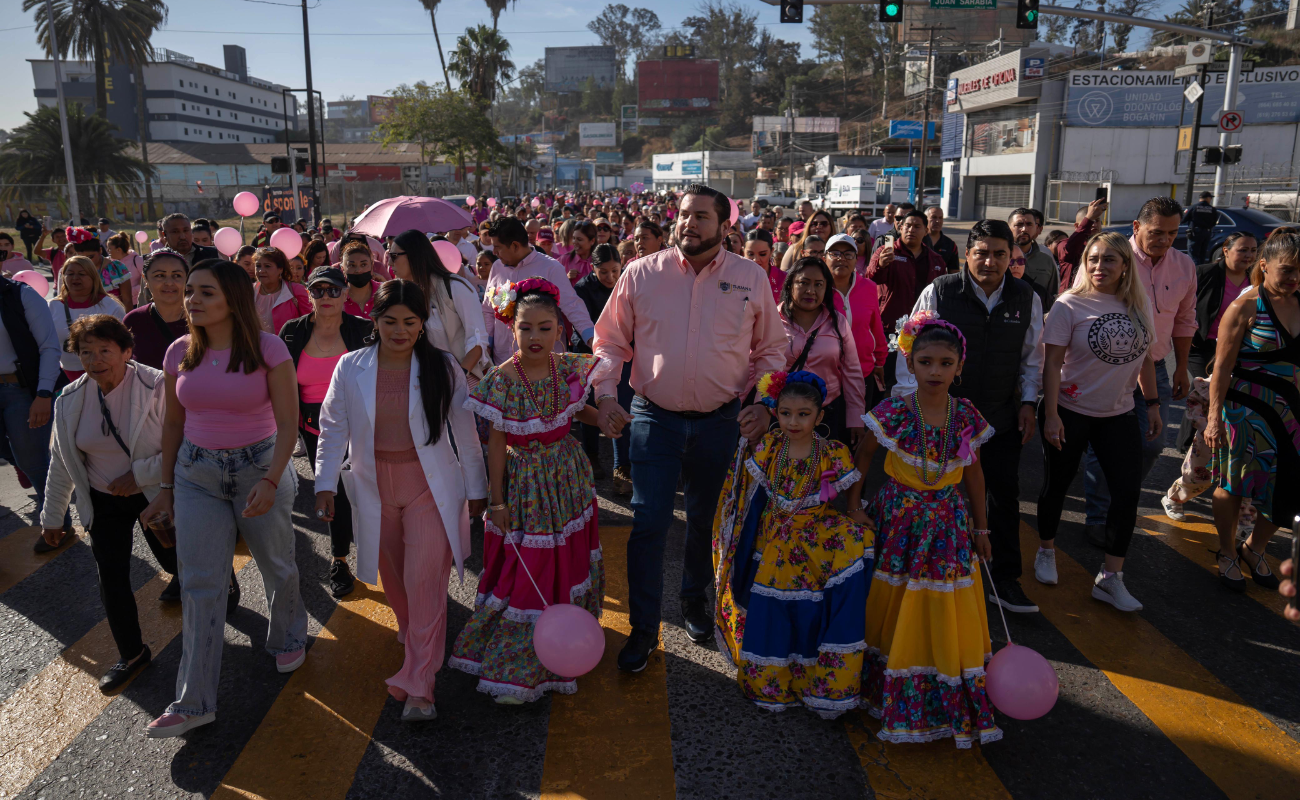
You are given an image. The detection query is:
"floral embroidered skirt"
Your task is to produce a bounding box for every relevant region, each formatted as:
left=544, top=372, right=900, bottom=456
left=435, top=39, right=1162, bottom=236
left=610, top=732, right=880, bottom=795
left=863, top=478, right=1000, bottom=748
left=716, top=484, right=873, bottom=719
left=448, top=434, right=604, bottom=702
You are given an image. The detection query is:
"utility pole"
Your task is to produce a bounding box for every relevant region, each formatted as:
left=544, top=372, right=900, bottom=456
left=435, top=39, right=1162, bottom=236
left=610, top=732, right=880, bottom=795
left=1212, top=42, right=1242, bottom=204
left=911, top=25, right=953, bottom=206
left=301, top=0, right=320, bottom=225
left=786, top=81, right=797, bottom=194
left=45, top=0, right=80, bottom=224
left=1181, top=4, right=1214, bottom=206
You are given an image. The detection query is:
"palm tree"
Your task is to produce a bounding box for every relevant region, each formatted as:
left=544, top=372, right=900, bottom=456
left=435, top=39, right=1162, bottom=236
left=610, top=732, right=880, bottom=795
left=483, top=0, right=517, bottom=31
left=0, top=104, right=154, bottom=215
left=447, top=25, right=515, bottom=104
left=417, top=0, right=453, bottom=90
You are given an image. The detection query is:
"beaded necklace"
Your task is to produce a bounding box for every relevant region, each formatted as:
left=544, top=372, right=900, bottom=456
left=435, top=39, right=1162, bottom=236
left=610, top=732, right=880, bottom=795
left=910, top=393, right=953, bottom=486
left=767, top=432, right=823, bottom=537
left=512, top=351, right=562, bottom=420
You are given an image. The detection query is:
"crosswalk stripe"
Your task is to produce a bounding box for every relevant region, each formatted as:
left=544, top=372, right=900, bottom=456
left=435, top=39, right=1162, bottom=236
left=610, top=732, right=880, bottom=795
left=0, top=545, right=251, bottom=797
left=1137, top=514, right=1290, bottom=617
left=540, top=526, right=677, bottom=800
left=0, top=525, right=83, bottom=595
left=845, top=713, right=1012, bottom=800
left=211, top=582, right=403, bottom=800
left=1017, top=522, right=1300, bottom=800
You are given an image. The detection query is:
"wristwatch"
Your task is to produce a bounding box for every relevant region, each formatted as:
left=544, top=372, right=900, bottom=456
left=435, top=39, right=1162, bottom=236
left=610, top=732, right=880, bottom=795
left=1144, top=397, right=1160, bottom=407
left=35, top=390, right=52, bottom=399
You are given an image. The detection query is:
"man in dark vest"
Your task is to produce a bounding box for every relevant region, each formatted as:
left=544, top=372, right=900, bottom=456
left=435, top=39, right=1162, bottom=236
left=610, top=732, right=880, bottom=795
left=892, top=219, right=1045, bottom=614
left=0, top=275, right=72, bottom=551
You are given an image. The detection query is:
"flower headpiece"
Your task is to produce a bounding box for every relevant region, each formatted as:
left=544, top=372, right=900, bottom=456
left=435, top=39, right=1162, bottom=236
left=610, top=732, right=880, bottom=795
left=894, top=310, right=967, bottom=360
left=485, top=276, right=560, bottom=323
left=756, top=370, right=827, bottom=408
left=65, top=226, right=95, bottom=245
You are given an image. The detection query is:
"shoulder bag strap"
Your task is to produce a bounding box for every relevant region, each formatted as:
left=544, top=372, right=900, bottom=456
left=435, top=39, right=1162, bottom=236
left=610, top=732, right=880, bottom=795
left=149, top=304, right=180, bottom=345
left=98, top=385, right=132, bottom=457
left=789, top=327, right=819, bottom=374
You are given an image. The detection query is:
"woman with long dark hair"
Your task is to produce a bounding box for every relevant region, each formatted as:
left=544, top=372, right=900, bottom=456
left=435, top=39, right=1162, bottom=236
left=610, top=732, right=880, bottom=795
left=558, top=220, right=597, bottom=284
left=633, top=220, right=665, bottom=259
left=387, top=230, right=489, bottom=383
left=143, top=259, right=306, bottom=737
left=780, top=210, right=836, bottom=272
left=253, top=247, right=312, bottom=333
left=314, top=280, right=487, bottom=721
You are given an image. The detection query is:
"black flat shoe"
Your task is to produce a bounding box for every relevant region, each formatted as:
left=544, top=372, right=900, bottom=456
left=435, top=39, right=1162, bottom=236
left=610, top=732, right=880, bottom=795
left=1239, top=542, right=1280, bottom=590
left=100, top=646, right=150, bottom=694
left=1217, top=550, right=1246, bottom=593
left=617, top=628, right=659, bottom=673
left=681, top=597, right=713, bottom=645
left=227, top=574, right=240, bottom=615
left=158, top=576, right=181, bottom=603
left=330, top=560, right=355, bottom=598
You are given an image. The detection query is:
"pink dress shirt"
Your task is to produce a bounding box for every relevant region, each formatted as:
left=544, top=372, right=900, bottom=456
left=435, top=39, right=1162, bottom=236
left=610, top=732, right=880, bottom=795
left=1128, top=235, right=1197, bottom=364
left=593, top=246, right=786, bottom=413
left=780, top=307, right=866, bottom=425
left=482, top=249, right=595, bottom=364
left=557, top=249, right=593, bottom=284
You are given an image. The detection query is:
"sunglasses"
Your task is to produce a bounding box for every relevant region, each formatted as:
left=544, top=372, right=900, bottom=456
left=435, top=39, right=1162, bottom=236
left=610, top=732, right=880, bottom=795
left=387, top=249, right=406, bottom=258
left=308, top=284, right=344, bottom=299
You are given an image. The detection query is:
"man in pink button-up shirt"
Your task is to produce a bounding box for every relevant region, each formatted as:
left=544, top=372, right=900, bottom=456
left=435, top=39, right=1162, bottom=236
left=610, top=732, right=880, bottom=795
left=592, top=184, right=785, bottom=672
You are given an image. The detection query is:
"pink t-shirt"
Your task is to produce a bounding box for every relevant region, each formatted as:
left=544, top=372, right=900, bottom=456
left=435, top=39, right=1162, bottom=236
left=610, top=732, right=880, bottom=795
left=1043, top=292, right=1152, bottom=417
left=1210, top=274, right=1250, bottom=340
left=163, top=332, right=292, bottom=449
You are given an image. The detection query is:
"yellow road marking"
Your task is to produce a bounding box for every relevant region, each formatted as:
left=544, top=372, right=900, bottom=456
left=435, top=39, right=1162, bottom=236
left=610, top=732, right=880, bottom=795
left=1138, top=514, right=1290, bottom=617
left=845, top=713, right=1012, bottom=800
left=1018, top=522, right=1300, bottom=800
left=0, top=525, right=83, bottom=595
left=211, top=582, right=403, bottom=800
left=0, top=545, right=251, bottom=797
left=540, top=526, right=677, bottom=800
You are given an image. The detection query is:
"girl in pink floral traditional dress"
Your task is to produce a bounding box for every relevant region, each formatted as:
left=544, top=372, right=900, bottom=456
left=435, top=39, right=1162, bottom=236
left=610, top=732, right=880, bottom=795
left=449, top=278, right=605, bottom=703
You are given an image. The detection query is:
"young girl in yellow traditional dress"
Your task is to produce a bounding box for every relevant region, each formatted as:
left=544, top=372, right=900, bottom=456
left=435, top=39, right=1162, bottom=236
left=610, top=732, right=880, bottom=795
left=713, top=370, right=874, bottom=718
left=856, top=311, right=1001, bottom=747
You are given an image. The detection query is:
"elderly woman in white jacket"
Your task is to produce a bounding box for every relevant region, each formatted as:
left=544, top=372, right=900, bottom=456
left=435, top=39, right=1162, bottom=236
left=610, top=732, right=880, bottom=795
left=40, top=314, right=173, bottom=694
left=314, top=280, right=487, bottom=722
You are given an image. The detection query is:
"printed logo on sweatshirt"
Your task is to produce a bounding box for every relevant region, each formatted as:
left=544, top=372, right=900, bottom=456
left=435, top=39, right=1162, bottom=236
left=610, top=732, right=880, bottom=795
left=1087, top=312, right=1150, bottom=365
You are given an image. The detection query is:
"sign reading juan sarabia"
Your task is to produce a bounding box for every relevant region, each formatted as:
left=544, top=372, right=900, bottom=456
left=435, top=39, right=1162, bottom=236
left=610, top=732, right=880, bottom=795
left=1065, top=67, right=1300, bottom=127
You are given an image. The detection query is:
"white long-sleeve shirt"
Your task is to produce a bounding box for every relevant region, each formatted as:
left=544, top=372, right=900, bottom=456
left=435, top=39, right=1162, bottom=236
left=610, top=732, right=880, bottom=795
left=893, top=278, right=1045, bottom=402
left=483, top=249, right=595, bottom=364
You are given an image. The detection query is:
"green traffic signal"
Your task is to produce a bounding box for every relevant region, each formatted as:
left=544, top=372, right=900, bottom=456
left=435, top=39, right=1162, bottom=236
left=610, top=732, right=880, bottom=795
left=1026, top=9, right=1036, bottom=20
left=879, top=0, right=901, bottom=21
left=886, top=3, right=899, bottom=14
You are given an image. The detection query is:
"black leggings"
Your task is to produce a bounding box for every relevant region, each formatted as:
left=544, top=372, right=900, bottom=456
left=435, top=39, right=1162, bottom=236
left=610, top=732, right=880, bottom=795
left=1037, top=404, right=1143, bottom=558
left=301, top=428, right=354, bottom=559
left=89, top=489, right=178, bottom=660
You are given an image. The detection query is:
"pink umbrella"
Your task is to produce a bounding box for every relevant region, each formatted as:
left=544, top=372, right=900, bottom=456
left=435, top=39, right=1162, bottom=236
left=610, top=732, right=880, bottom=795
left=348, top=196, right=474, bottom=238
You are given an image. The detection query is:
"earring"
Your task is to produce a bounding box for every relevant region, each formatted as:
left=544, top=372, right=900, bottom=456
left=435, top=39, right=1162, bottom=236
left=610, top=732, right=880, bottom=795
left=953, top=374, right=962, bottom=387
left=815, top=423, right=832, bottom=439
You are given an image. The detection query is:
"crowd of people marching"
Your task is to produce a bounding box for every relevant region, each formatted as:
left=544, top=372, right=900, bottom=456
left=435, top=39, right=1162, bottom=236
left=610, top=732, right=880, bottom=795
left=1, top=183, right=1297, bottom=748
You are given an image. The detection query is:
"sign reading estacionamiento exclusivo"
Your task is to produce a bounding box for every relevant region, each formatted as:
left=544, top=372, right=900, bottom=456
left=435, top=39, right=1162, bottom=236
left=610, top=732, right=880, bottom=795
left=1065, top=66, right=1300, bottom=127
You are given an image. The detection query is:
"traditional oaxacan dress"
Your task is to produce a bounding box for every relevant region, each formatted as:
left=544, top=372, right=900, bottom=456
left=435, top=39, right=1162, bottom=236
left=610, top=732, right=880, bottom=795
left=862, top=394, right=1001, bottom=748
left=1211, top=291, right=1300, bottom=527
left=713, top=431, right=873, bottom=718
left=449, top=352, right=604, bottom=701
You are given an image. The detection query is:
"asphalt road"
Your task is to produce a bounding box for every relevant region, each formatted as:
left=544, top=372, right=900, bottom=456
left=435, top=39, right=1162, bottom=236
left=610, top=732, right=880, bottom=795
left=1, top=387, right=1298, bottom=800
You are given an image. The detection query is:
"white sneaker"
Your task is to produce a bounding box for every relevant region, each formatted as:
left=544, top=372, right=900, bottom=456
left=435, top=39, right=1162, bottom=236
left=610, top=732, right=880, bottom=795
left=1034, top=549, right=1058, bottom=585
left=294, top=436, right=307, bottom=458
left=1092, top=571, right=1143, bottom=612
left=1161, top=496, right=1185, bottom=522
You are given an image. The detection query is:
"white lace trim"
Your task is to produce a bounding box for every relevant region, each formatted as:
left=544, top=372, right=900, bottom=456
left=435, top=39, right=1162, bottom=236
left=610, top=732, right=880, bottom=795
left=483, top=502, right=596, bottom=548
left=714, top=626, right=736, bottom=670
left=447, top=655, right=481, bottom=675
left=871, top=571, right=975, bottom=592
left=862, top=412, right=994, bottom=472
left=736, top=638, right=867, bottom=668
left=464, top=358, right=602, bottom=435
left=747, top=558, right=869, bottom=602
left=880, top=665, right=988, bottom=685
left=474, top=677, right=577, bottom=703
left=744, top=459, right=863, bottom=513
left=503, top=606, right=544, bottom=623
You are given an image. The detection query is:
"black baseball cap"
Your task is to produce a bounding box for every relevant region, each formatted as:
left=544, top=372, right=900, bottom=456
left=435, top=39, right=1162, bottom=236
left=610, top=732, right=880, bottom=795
left=307, top=266, right=346, bottom=288
left=1200, top=191, right=1213, bottom=199
left=263, top=211, right=281, bottom=223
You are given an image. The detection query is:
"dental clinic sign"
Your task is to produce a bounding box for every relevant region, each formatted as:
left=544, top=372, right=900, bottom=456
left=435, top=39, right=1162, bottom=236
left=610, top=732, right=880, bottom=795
left=1066, top=67, right=1300, bottom=127
left=946, top=48, right=1048, bottom=114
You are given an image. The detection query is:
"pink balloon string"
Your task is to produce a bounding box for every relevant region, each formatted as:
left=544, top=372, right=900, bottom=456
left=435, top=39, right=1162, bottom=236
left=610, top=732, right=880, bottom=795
left=981, top=556, right=1013, bottom=646
left=508, top=539, right=550, bottom=610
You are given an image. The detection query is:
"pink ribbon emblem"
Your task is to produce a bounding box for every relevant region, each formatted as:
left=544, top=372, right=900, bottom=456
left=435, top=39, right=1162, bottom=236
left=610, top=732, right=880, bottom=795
left=566, top=372, right=584, bottom=404
left=956, top=425, right=975, bottom=462
left=819, top=469, right=838, bottom=502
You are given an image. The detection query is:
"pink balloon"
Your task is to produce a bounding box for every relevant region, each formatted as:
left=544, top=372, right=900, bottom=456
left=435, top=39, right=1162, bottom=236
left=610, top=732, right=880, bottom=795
left=465, top=196, right=477, bottom=206
left=213, top=226, right=243, bottom=257
left=269, top=226, right=303, bottom=259
left=533, top=603, right=604, bottom=677
left=11, top=270, right=49, bottom=297
left=728, top=197, right=740, bottom=226
left=432, top=239, right=462, bottom=271
left=985, top=643, right=1059, bottom=720
left=232, top=191, right=261, bottom=218
left=531, top=198, right=541, bottom=208
left=134, top=230, right=148, bottom=244
left=487, top=197, right=497, bottom=208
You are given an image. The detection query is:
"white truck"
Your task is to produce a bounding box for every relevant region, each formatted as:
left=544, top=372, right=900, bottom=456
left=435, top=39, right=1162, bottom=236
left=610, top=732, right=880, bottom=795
left=827, top=174, right=879, bottom=211
left=752, top=189, right=799, bottom=209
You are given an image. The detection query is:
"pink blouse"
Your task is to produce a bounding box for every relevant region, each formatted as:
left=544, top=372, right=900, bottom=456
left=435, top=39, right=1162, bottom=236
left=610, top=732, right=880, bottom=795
left=373, top=367, right=416, bottom=457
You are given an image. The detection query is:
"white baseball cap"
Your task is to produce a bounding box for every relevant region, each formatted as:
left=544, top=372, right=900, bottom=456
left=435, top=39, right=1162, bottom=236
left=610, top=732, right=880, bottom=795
left=826, top=233, right=858, bottom=254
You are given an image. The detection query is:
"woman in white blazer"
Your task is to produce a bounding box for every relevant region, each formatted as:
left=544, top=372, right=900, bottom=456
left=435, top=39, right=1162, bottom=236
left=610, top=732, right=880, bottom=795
left=39, top=314, right=173, bottom=694
left=314, top=280, right=488, bottom=722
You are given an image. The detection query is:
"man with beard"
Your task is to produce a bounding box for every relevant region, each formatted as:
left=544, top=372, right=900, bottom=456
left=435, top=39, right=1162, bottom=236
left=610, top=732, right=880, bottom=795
left=593, top=183, right=786, bottom=673
left=1008, top=207, right=1060, bottom=309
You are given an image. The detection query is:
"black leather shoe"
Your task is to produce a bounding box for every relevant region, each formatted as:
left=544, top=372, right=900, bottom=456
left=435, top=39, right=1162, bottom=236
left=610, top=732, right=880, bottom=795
left=681, top=597, right=713, bottom=645
left=617, top=628, right=659, bottom=673
left=99, top=646, right=150, bottom=694
left=158, top=576, right=181, bottom=603
left=227, top=574, right=240, bottom=615
left=330, top=560, right=355, bottom=598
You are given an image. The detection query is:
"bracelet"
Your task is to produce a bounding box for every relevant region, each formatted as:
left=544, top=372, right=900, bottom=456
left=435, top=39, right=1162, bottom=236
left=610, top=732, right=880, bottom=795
left=159, top=482, right=174, bottom=490
left=595, top=394, right=617, bottom=405
left=973, top=528, right=991, bottom=537
left=261, top=476, right=278, bottom=490
left=488, top=502, right=508, bottom=512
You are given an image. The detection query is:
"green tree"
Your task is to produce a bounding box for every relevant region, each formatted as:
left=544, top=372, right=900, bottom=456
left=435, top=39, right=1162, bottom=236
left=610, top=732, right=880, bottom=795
left=586, top=4, right=663, bottom=81
left=809, top=5, right=883, bottom=114
left=484, top=0, right=518, bottom=30
left=754, top=31, right=802, bottom=111
left=376, top=83, right=503, bottom=195
left=448, top=24, right=516, bottom=103
left=1109, top=0, right=1159, bottom=51
left=416, top=0, right=453, bottom=90
left=0, top=103, right=153, bottom=214
left=1244, top=0, right=1287, bottom=25
left=680, top=1, right=760, bottom=128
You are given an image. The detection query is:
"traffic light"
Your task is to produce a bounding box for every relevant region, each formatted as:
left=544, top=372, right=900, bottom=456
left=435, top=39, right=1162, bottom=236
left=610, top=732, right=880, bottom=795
left=270, top=156, right=308, bottom=174
left=780, top=0, right=802, bottom=23
left=1223, top=145, right=1242, bottom=164
left=1016, top=0, right=1040, bottom=29
left=1202, top=146, right=1223, bottom=165
left=879, top=0, right=903, bottom=23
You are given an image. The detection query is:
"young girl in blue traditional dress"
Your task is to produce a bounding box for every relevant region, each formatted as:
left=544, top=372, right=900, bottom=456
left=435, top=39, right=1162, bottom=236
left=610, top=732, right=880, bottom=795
left=713, top=370, right=874, bottom=718
left=449, top=277, right=604, bottom=703
left=855, top=311, right=1001, bottom=748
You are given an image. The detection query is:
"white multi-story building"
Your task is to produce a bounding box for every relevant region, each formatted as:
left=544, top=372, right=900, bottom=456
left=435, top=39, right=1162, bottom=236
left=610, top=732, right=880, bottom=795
left=30, top=44, right=296, bottom=145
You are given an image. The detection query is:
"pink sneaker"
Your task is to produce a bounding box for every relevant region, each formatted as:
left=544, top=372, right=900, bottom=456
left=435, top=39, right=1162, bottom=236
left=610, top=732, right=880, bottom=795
left=276, top=649, right=305, bottom=673
left=146, top=711, right=215, bottom=738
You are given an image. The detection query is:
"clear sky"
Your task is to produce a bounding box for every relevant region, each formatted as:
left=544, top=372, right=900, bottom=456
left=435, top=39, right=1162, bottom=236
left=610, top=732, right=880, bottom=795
left=0, top=0, right=1175, bottom=134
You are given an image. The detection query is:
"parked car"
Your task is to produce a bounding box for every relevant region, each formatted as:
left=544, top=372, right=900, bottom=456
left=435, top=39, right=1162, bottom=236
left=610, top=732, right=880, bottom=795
left=753, top=190, right=799, bottom=209
left=1104, top=207, right=1286, bottom=261
left=797, top=194, right=829, bottom=211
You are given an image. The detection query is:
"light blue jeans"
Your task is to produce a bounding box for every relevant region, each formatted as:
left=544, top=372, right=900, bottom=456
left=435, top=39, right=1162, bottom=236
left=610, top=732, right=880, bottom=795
left=1084, top=357, right=1173, bottom=526
left=169, top=434, right=306, bottom=717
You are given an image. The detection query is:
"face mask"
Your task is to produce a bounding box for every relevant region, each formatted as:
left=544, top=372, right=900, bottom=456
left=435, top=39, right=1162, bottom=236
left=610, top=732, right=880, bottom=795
left=347, top=271, right=372, bottom=287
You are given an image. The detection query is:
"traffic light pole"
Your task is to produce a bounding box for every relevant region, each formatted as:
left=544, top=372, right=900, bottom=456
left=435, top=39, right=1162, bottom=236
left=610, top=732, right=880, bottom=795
left=1182, top=63, right=1207, bottom=208
left=1212, top=43, right=1242, bottom=204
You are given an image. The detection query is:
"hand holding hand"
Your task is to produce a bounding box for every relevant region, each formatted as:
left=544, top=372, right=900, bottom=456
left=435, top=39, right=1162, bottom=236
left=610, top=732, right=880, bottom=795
left=738, top=404, right=771, bottom=442
left=468, top=498, right=487, bottom=517
left=597, top=397, right=631, bottom=438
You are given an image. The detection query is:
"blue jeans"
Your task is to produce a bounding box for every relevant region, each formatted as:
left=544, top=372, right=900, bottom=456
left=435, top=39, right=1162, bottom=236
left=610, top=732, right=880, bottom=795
left=169, top=435, right=307, bottom=717
left=626, top=396, right=740, bottom=634
left=612, top=362, right=634, bottom=471
left=0, top=382, right=70, bottom=529
left=1084, top=357, right=1173, bottom=526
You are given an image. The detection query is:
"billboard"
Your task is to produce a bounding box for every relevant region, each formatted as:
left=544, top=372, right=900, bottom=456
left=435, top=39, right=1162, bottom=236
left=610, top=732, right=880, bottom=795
left=1065, top=66, right=1300, bottom=127
left=579, top=123, right=617, bottom=147
left=637, top=60, right=720, bottom=114
left=545, top=46, right=617, bottom=93
left=367, top=95, right=396, bottom=125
